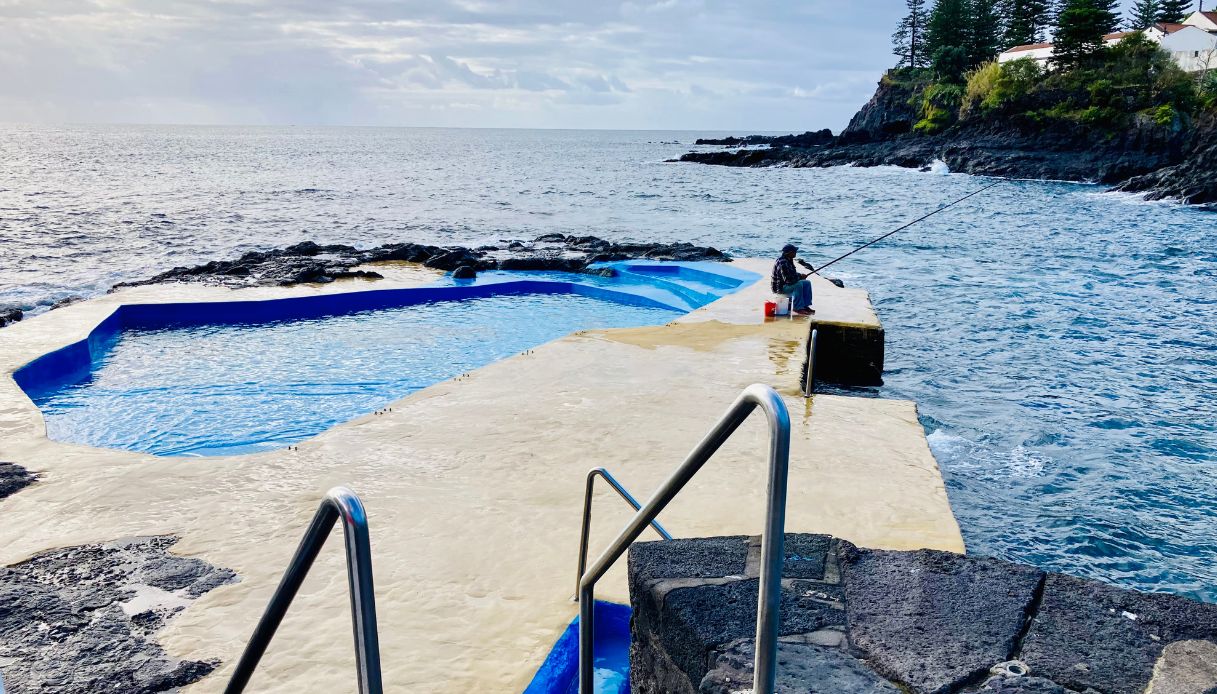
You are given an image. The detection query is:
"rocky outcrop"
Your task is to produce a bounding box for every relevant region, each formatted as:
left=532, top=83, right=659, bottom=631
left=839, top=76, right=924, bottom=143
left=114, top=234, right=729, bottom=290
left=680, top=75, right=1215, bottom=208
left=1115, top=114, right=1217, bottom=206
left=0, top=463, right=36, bottom=500
left=682, top=118, right=1186, bottom=185
left=628, top=534, right=1217, bottom=694
left=0, top=306, right=22, bottom=328
left=695, top=130, right=834, bottom=147
left=0, top=536, right=237, bottom=693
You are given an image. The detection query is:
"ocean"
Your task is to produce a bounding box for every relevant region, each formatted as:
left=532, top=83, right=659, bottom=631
left=2, top=123, right=1215, bottom=600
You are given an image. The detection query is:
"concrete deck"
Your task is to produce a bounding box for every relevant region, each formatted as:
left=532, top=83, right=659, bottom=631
left=0, top=259, right=960, bottom=693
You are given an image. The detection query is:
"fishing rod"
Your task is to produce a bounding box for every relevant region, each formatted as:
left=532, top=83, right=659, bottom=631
left=798, top=180, right=1002, bottom=275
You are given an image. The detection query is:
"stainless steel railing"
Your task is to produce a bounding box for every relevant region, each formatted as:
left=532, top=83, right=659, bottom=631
left=802, top=326, right=819, bottom=397
left=575, top=467, right=673, bottom=600
left=576, top=384, right=791, bottom=694
left=225, top=487, right=382, bottom=694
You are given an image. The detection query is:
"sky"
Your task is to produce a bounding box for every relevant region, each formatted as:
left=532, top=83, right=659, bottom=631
left=0, top=0, right=1147, bottom=132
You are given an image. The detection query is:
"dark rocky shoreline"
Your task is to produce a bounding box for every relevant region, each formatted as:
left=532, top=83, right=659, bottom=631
left=680, top=78, right=1215, bottom=208
left=630, top=534, right=1217, bottom=694
left=0, top=234, right=728, bottom=329
left=0, top=536, right=237, bottom=693
left=113, top=233, right=729, bottom=290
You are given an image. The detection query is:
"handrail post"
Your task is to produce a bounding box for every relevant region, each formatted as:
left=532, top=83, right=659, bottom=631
left=225, top=487, right=383, bottom=694
left=575, top=468, right=673, bottom=600
left=577, top=384, right=790, bottom=694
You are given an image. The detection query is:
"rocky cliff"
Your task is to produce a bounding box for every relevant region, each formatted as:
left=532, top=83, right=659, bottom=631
left=680, top=76, right=1213, bottom=208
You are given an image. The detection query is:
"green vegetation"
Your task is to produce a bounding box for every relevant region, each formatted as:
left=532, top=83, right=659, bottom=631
left=960, top=58, right=1044, bottom=115
left=1157, top=0, right=1194, bottom=23
left=892, top=0, right=931, bottom=69
left=1130, top=0, right=1161, bottom=30
left=1053, top=0, right=1120, bottom=69
left=892, top=0, right=1212, bottom=136
left=1201, top=71, right=1217, bottom=110
left=1003, top=0, right=1052, bottom=47
left=915, top=83, right=966, bottom=133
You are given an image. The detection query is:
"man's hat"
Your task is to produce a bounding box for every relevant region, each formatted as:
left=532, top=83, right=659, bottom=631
left=782, top=244, right=798, bottom=254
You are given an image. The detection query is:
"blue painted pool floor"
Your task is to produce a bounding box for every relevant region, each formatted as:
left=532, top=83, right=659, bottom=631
left=30, top=293, right=680, bottom=456
left=21, top=262, right=757, bottom=457
left=524, top=602, right=632, bottom=694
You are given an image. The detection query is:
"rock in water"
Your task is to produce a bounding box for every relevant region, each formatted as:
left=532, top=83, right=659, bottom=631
left=0, top=306, right=22, bottom=328
left=113, top=234, right=730, bottom=291
left=452, top=265, right=477, bottom=279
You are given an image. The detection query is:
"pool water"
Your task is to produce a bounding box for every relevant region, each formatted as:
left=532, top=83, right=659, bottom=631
left=29, top=292, right=679, bottom=457
left=524, top=602, right=632, bottom=694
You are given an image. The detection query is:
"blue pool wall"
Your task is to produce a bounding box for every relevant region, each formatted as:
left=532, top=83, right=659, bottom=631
left=13, top=263, right=759, bottom=407
left=524, top=601, right=632, bottom=694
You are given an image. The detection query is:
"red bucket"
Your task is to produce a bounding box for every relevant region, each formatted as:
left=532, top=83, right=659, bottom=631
left=764, top=300, right=777, bottom=317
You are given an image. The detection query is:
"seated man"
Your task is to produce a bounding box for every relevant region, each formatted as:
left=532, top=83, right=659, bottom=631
left=771, top=244, right=814, bottom=315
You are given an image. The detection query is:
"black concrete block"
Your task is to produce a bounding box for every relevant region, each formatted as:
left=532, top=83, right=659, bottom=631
left=783, top=534, right=832, bottom=580
left=841, top=544, right=1044, bottom=694
left=702, top=639, right=902, bottom=693
left=1019, top=572, right=1217, bottom=694
left=629, top=536, right=750, bottom=588
left=657, top=579, right=846, bottom=687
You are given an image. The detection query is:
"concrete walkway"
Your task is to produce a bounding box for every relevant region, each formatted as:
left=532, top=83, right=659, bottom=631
left=0, top=260, right=960, bottom=692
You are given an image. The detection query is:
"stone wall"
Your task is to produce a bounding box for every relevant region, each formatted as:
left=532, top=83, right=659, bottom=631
left=628, top=534, right=1217, bottom=693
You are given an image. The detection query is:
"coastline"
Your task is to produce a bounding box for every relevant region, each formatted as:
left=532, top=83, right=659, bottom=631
left=677, top=78, right=1216, bottom=209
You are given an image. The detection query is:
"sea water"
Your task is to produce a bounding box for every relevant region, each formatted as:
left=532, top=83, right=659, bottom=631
left=2, top=124, right=1215, bottom=599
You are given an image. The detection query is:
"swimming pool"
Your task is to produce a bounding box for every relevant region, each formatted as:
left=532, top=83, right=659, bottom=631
left=15, top=265, right=756, bottom=457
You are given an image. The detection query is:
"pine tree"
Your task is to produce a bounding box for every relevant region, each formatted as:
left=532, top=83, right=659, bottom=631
left=1130, top=0, right=1161, bottom=28
left=1093, top=0, right=1122, bottom=32
left=893, top=0, right=932, bottom=68
left=1156, top=0, right=1194, bottom=23
left=1002, top=0, right=1052, bottom=47
left=926, top=0, right=973, bottom=58
left=968, top=0, right=1004, bottom=63
left=1054, top=0, right=1116, bottom=67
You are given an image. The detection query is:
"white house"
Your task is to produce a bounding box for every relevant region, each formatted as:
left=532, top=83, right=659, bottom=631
left=1185, top=10, right=1217, bottom=32
left=997, top=32, right=1137, bottom=67
left=997, top=12, right=1217, bottom=74
left=1157, top=24, right=1217, bottom=72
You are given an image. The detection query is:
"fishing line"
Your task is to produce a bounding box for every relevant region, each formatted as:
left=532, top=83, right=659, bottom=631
left=802, top=180, right=1002, bottom=275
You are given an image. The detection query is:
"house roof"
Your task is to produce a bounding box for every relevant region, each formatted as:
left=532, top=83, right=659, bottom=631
left=1004, top=42, right=1053, bottom=53
left=1154, top=22, right=1189, bottom=33
left=1104, top=31, right=1136, bottom=41
left=1203, top=11, right=1217, bottom=22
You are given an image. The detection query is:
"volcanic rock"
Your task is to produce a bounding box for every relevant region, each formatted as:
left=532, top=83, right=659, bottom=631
left=0, top=536, right=236, bottom=693
left=114, top=234, right=729, bottom=291
left=0, top=462, right=36, bottom=500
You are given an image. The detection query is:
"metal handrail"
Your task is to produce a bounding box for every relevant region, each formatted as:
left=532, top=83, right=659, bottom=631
left=575, top=467, right=673, bottom=599
left=802, top=326, right=819, bottom=397
left=577, top=384, right=791, bottom=694
left=225, top=487, right=383, bottom=694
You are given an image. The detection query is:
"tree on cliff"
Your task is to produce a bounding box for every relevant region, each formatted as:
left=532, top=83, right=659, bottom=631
left=927, top=0, right=973, bottom=79
left=1002, top=0, right=1053, bottom=47
left=1131, top=0, right=1162, bottom=28
left=1156, top=0, right=1194, bottom=23
left=967, top=0, right=1004, bottom=64
left=1054, top=0, right=1120, bottom=67
left=893, top=0, right=932, bottom=68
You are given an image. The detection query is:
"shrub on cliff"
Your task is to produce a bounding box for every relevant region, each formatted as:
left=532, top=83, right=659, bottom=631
left=1202, top=72, right=1217, bottom=111
left=915, top=82, right=964, bottom=133
left=961, top=59, right=1044, bottom=116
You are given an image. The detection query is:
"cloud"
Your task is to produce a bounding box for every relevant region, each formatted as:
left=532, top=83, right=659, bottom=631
left=0, top=0, right=916, bottom=130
